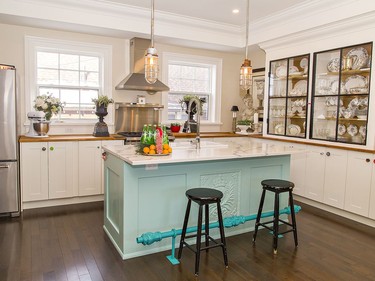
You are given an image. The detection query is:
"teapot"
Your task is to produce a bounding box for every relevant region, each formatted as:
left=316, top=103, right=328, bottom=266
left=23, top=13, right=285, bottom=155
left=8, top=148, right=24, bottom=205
left=342, top=55, right=358, bottom=71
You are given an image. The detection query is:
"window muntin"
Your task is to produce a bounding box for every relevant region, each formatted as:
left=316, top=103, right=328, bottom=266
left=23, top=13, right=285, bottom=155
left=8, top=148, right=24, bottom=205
left=167, top=63, right=214, bottom=122
left=36, top=51, right=100, bottom=120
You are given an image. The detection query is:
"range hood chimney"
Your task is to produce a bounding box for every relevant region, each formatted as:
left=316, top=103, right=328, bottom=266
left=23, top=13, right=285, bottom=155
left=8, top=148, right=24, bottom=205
left=115, top=38, right=170, bottom=93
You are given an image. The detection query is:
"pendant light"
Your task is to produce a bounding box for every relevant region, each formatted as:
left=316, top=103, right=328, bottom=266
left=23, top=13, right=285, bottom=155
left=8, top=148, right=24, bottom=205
left=240, top=0, right=253, bottom=90
left=145, top=0, right=159, bottom=84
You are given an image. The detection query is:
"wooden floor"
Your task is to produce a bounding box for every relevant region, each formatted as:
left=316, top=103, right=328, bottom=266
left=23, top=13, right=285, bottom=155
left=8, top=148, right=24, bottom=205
left=1, top=201, right=375, bottom=281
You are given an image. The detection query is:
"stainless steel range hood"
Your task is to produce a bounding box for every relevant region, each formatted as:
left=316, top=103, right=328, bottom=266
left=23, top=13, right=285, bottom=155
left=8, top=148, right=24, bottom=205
left=115, top=38, right=170, bottom=93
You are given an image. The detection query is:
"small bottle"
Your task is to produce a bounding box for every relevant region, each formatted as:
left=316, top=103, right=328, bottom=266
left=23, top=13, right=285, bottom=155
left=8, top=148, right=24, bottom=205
left=162, top=125, right=169, bottom=145
left=140, top=124, right=148, bottom=144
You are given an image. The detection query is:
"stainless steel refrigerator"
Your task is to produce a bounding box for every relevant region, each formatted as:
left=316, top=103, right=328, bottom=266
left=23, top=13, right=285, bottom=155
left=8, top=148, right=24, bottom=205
left=0, top=64, right=19, bottom=216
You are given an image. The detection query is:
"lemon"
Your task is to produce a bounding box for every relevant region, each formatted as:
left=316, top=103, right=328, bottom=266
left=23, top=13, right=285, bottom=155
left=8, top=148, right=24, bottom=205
left=150, top=144, right=156, bottom=150
left=149, top=149, right=156, bottom=155
left=168, top=147, right=172, bottom=153
left=163, top=143, right=169, bottom=150
left=163, top=149, right=169, bottom=154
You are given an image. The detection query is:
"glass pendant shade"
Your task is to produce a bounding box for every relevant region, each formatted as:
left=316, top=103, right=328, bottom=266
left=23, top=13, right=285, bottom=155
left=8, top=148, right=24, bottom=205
left=240, top=58, right=252, bottom=90
left=145, top=47, right=159, bottom=84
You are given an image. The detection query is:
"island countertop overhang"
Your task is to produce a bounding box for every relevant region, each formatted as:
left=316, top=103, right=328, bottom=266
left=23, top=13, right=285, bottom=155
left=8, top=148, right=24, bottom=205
left=102, top=139, right=301, bottom=166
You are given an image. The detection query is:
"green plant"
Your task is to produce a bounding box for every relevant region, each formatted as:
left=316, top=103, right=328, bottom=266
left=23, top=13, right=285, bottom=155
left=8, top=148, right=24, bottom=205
left=171, top=122, right=181, bottom=126
left=92, top=95, right=114, bottom=107
left=237, top=119, right=251, bottom=126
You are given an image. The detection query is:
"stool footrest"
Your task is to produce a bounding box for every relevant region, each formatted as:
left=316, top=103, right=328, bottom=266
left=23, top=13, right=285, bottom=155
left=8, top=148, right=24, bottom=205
left=182, top=235, right=224, bottom=254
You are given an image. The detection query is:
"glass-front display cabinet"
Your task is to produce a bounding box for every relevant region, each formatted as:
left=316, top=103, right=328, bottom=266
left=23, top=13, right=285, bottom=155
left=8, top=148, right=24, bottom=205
left=267, top=54, right=310, bottom=138
left=310, top=42, right=372, bottom=145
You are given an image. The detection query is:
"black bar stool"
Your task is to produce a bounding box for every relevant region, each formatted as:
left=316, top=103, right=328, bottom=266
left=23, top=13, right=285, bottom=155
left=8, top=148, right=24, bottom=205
left=253, top=179, right=298, bottom=254
left=177, top=188, right=228, bottom=276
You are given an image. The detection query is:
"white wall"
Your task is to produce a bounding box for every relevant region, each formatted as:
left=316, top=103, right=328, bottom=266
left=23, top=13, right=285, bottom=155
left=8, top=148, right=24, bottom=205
left=0, top=23, right=265, bottom=135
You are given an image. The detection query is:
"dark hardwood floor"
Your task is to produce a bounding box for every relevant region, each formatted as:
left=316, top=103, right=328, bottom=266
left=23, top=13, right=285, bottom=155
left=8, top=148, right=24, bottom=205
left=1, top=201, right=375, bottom=281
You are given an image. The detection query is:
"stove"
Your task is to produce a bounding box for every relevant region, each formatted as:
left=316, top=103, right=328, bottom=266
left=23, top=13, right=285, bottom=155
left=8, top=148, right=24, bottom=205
left=117, top=131, right=175, bottom=144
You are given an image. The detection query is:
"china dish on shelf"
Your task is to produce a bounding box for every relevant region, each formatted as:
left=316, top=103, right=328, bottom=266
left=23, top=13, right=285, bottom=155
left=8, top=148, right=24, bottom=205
left=274, top=124, right=285, bottom=134
left=290, top=80, right=307, bottom=96
left=343, top=75, right=367, bottom=94
left=347, top=47, right=369, bottom=70
left=300, top=58, right=308, bottom=70
left=337, top=124, right=346, bottom=136
left=349, top=87, right=369, bottom=94
left=287, top=124, right=301, bottom=136
left=276, top=66, right=287, bottom=78
left=347, top=124, right=358, bottom=136
left=327, top=58, right=340, bottom=72
left=359, top=126, right=366, bottom=138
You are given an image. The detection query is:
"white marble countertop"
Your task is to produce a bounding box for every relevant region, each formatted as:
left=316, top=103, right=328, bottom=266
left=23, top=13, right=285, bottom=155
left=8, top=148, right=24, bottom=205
left=102, top=139, right=303, bottom=166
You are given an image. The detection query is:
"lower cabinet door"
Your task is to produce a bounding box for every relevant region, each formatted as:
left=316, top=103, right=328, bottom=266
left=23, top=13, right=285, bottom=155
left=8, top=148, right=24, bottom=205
left=48, top=142, right=78, bottom=199
left=345, top=151, right=372, bottom=217
left=78, top=141, right=102, bottom=196
left=21, top=142, right=49, bottom=202
left=305, top=146, right=325, bottom=201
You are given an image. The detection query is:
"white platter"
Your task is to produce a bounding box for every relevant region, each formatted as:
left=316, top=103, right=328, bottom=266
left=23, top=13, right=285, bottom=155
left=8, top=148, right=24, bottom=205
left=287, top=124, right=301, bottom=136
left=338, top=124, right=346, bottom=136
left=344, top=75, right=367, bottom=93
left=274, top=124, right=285, bottom=134
left=347, top=124, right=358, bottom=137
left=347, top=47, right=369, bottom=70
left=327, top=58, right=340, bottom=72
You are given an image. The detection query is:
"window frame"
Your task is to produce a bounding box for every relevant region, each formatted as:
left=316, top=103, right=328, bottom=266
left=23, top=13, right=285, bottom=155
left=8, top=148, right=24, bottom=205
left=25, top=36, right=113, bottom=125
left=161, top=52, right=222, bottom=125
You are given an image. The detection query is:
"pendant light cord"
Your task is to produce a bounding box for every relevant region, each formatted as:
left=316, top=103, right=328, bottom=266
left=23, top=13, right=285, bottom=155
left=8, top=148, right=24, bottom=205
left=151, top=0, right=155, bottom=48
left=245, top=0, right=249, bottom=59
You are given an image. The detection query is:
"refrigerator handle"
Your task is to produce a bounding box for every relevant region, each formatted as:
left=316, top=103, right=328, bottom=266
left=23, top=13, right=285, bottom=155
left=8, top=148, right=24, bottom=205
left=0, top=165, right=10, bottom=169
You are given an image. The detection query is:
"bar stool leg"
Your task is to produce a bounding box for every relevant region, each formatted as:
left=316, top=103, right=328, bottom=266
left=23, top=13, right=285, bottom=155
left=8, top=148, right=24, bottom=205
left=178, top=199, right=191, bottom=259
left=217, top=201, right=228, bottom=267
left=253, top=189, right=266, bottom=242
left=273, top=192, right=280, bottom=255
left=289, top=190, right=298, bottom=247
left=205, top=204, right=209, bottom=252
left=195, top=204, right=203, bottom=276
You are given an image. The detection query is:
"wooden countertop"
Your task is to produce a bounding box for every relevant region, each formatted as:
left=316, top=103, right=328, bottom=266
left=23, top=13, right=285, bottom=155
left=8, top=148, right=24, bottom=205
left=19, top=134, right=125, bottom=142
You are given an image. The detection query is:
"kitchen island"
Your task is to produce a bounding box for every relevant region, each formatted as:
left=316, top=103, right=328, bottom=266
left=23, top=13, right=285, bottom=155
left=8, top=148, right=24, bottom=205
left=102, top=138, right=297, bottom=259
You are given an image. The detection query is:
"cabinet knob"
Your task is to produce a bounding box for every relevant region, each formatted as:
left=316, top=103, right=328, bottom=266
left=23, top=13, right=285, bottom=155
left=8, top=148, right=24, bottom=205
left=326, top=152, right=331, bottom=156
left=97, top=146, right=100, bottom=149
left=42, top=147, right=46, bottom=151
left=320, top=152, right=324, bottom=155
left=50, top=147, right=54, bottom=151
left=366, top=158, right=370, bottom=163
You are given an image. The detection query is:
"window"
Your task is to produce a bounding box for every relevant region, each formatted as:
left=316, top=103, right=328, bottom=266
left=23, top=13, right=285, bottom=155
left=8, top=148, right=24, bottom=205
left=25, top=36, right=112, bottom=123
left=162, top=53, right=222, bottom=124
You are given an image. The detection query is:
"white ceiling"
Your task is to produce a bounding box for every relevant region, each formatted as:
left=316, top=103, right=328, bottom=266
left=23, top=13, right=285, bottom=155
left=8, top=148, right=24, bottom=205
left=104, top=0, right=302, bottom=26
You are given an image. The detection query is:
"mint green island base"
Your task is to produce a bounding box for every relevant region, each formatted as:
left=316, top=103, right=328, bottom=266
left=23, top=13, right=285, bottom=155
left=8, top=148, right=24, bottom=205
left=102, top=140, right=291, bottom=260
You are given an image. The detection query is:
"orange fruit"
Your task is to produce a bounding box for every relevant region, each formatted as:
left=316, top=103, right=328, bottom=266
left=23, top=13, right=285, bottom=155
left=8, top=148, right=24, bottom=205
left=168, top=147, right=172, bottom=153
left=149, top=149, right=156, bottom=155
left=163, top=149, right=169, bottom=154
left=143, top=147, right=150, bottom=154
left=150, top=144, right=156, bottom=150
left=163, top=143, right=169, bottom=150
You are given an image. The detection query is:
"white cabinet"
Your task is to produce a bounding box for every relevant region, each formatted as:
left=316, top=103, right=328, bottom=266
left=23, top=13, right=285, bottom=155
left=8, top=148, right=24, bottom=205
left=288, top=143, right=307, bottom=196
left=20, top=142, right=48, bottom=201
left=79, top=141, right=102, bottom=196
left=304, top=145, right=347, bottom=208
left=48, top=142, right=78, bottom=199
left=369, top=159, right=375, bottom=220
left=21, top=142, right=78, bottom=202
left=79, top=140, right=124, bottom=196
left=345, top=151, right=372, bottom=217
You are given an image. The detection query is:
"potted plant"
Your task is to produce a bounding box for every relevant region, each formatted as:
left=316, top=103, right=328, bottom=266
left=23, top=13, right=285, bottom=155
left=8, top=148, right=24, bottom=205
left=92, top=95, right=114, bottom=137
left=170, top=122, right=181, bottom=133
left=92, top=95, right=114, bottom=109
left=236, top=119, right=252, bottom=133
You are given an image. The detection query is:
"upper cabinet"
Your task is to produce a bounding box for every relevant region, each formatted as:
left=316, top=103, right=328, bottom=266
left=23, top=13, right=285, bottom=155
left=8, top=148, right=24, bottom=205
left=310, top=42, right=372, bottom=145
left=267, top=54, right=310, bottom=138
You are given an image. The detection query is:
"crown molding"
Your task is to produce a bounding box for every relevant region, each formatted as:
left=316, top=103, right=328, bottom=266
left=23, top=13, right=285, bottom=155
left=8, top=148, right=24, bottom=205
left=0, top=0, right=242, bottom=49
left=258, top=10, right=375, bottom=52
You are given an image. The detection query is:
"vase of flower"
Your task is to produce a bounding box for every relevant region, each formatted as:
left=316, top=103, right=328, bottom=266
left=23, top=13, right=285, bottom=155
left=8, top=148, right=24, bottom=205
left=92, top=95, right=114, bottom=137
left=34, top=94, right=64, bottom=124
